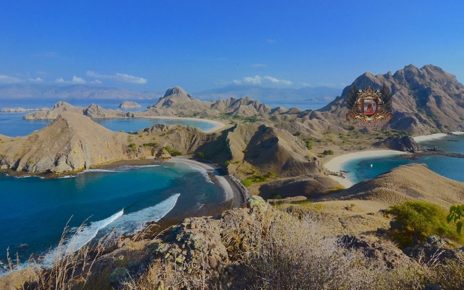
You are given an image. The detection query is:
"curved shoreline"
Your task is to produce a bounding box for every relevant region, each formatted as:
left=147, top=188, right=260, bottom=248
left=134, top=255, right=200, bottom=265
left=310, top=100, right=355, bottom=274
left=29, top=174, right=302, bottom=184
left=323, top=150, right=409, bottom=188
left=413, top=131, right=464, bottom=143
left=167, top=157, right=247, bottom=207
left=138, top=116, right=226, bottom=133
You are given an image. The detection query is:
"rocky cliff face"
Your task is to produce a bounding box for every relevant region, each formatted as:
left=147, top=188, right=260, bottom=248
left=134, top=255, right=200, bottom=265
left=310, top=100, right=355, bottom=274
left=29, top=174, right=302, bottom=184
left=322, top=65, right=464, bottom=134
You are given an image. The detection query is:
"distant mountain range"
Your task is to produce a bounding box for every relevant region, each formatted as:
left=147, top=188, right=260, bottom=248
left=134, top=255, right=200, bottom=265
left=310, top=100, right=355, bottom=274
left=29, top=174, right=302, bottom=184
left=0, top=84, right=158, bottom=100
left=0, top=83, right=341, bottom=109
left=197, top=85, right=341, bottom=108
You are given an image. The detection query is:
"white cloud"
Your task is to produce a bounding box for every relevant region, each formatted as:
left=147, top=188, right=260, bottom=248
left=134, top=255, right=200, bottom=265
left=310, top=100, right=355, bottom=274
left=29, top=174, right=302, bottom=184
left=28, top=77, right=43, bottom=82
left=71, top=75, right=86, bottom=84
left=86, top=71, right=147, bottom=84
left=55, top=77, right=65, bottom=84
left=233, top=75, right=293, bottom=86
left=55, top=76, right=87, bottom=84
left=0, top=75, right=22, bottom=84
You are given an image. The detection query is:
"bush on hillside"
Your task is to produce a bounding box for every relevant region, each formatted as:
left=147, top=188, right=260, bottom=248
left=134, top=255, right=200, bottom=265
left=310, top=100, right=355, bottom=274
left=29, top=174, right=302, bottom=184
left=387, top=201, right=463, bottom=248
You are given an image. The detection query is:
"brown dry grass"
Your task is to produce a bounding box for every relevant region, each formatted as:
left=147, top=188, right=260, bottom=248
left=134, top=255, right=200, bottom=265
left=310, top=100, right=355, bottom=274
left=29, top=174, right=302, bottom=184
left=123, top=205, right=426, bottom=290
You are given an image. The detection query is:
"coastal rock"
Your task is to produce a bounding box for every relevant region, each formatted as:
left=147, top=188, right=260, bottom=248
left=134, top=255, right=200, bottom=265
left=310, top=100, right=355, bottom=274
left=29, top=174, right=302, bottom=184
left=119, top=101, right=142, bottom=110
left=375, top=135, right=420, bottom=152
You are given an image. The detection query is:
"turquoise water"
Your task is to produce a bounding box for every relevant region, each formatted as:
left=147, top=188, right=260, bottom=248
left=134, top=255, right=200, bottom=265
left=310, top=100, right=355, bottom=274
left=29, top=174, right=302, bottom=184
left=0, top=112, right=50, bottom=137
left=343, top=136, right=464, bottom=184
left=95, top=118, right=216, bottom=133
left=419, top=135, right=464, bottom=154
left=0, top=163, right=225, bottom=265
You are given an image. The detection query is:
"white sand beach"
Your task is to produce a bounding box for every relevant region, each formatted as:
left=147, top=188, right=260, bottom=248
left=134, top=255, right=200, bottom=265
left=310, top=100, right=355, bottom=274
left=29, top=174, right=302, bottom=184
left=168, top=157, right=235, bottom=202
left=413, top=133, right=448, bottom=143
left=324, top=150, right=409, bottom=188
left=144, top=116, right=226, bottom=133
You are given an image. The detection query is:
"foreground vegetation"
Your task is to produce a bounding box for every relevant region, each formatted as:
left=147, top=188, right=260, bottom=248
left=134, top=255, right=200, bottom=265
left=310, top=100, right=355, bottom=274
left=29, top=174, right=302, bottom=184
left=5, top=198, right=464, bottom=290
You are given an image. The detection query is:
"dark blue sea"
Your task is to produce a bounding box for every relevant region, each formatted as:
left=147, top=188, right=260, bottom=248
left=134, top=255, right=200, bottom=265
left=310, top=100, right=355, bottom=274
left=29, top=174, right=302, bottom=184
left=0, top=99, right=225, bottom=270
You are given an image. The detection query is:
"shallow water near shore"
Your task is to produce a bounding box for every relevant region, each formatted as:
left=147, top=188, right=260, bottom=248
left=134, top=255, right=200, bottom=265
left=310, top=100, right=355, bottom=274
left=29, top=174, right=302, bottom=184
left=0, top=162, right=226, bottom=266
left=343, top=136, right=464, bottom=184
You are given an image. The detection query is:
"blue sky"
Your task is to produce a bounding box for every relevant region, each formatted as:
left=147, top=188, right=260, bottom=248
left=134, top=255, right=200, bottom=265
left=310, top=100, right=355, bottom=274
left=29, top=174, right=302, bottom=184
left=0, top=0, right=463, bottom=91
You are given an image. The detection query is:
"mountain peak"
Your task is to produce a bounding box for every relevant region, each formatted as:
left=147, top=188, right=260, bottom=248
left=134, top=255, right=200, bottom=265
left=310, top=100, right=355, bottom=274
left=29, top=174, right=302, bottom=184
left=163, top=86, right=191, bottom=99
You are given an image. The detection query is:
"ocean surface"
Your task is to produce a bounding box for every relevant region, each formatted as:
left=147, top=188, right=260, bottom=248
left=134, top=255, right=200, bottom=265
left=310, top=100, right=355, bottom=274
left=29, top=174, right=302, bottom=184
left=0, top=98, right=216, bottom=136
left=343, top=135, right=464, bottom=184
left=0, top=163, right=226, bottom=268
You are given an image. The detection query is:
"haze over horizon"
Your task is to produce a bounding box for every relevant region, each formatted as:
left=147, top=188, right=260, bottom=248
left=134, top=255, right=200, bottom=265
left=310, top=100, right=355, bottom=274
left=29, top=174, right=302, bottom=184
left=1, top=0, right=464, bottom=94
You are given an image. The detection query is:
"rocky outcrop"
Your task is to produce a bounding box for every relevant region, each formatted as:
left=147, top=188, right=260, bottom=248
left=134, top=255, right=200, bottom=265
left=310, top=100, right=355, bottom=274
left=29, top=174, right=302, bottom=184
left=375, top=135, right=421, bottom=152
left=83, top=104, right=128, bottom=118
left=119, top=101, right=141, bottom=110
left=337, top=235, right=413, bottom=269
left=403, top=236, right=464, bottom=264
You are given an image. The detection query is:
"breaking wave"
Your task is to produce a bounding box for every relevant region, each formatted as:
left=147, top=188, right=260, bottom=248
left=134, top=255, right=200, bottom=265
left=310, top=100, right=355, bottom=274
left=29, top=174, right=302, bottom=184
left=40, top=193, right=180, bottom=267
left=108, top=193, right=180, bottom=234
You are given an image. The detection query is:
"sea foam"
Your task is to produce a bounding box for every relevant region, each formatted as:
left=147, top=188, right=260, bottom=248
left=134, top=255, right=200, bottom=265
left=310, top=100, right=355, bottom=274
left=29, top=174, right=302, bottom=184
left=40, top=193, right=180, bottom=267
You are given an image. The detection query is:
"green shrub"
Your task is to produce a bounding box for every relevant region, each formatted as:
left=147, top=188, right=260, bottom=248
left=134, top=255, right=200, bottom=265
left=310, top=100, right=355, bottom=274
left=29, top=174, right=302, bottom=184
left=164, top=146, right=182, bottom=156
left=195, top=151, right=206, bottom=159
left=322, top=149, right=334, bottom=155
left=304, top=139, right=314, bottom=150
left=142, top=142, right=158, bottom=148
left=128, top=143, right=137, bottom=151
left=387, top=201, right=463, bottom=248
left=242, top=173, right=274, bottom=187
left=447, top=204, right=464, bottom=233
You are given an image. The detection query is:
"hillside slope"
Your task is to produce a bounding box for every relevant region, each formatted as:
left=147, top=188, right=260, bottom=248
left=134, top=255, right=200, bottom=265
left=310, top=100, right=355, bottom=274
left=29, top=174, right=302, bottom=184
left=324, top=164, right=464, bottom=207
left=321, top=65, right=464, bottom=134
left=0, top=112, right=129, bottom=173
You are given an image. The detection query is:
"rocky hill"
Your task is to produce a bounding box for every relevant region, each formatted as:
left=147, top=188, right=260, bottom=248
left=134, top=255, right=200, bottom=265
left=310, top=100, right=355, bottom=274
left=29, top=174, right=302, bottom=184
left=119, top=101, right=141, bottom=110
left=25, top=101, right=128, bottom=120
left=211, top=96, right=271, bottom=117
left=322, top=65, right=464, bottom=134
left=146, top=86, right=210, bottom=116
left=0, top=112, right=129, bottom=174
